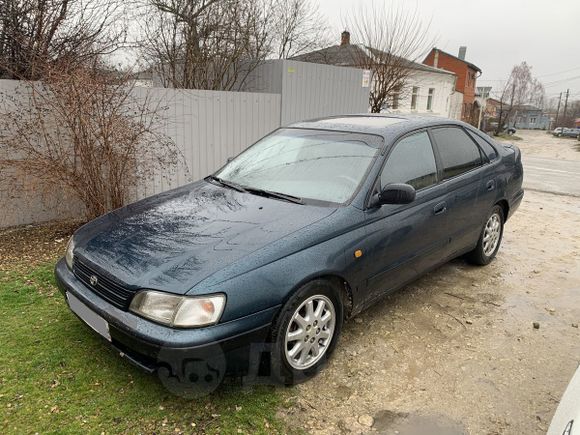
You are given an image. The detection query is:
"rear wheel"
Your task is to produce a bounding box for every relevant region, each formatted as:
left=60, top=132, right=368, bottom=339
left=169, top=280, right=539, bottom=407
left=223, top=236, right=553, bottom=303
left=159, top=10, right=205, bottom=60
left=270, top=280, right=343, bottom=385
left=466, top=205, right=504, bottom=266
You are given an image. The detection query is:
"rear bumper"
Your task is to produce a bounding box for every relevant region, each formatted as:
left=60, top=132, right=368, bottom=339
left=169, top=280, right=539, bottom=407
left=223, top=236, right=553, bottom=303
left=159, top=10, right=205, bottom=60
left=508, top=189, right=524, bottom=219
left=54, top=258, right=279, bottom=379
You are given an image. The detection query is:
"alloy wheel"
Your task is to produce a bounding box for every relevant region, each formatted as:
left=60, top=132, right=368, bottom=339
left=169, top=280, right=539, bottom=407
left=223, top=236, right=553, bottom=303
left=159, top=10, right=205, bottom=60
left=483, top=213, right=501, bottom=256
left=284, top=295, right=336, bottom=370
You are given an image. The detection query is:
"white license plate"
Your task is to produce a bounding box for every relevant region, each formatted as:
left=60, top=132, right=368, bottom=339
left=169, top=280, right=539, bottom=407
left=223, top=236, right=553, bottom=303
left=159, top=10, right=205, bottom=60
left=67, top=292, right=111, bottom=342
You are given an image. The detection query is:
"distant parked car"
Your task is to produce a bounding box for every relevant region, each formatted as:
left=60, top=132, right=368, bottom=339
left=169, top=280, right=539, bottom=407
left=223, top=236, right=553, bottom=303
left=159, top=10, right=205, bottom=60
left=553, top=127, right=580, bottom=138
left=55, top=115, right=524, bottom=385
left=488, top=121, right=516, bottom=136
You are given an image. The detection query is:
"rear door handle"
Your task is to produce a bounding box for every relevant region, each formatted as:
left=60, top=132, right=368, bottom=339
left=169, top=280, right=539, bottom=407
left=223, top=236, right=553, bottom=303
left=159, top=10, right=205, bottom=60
left=433, top=201, right=447, bottom=215
left=486, top=180, right=496, bottom=191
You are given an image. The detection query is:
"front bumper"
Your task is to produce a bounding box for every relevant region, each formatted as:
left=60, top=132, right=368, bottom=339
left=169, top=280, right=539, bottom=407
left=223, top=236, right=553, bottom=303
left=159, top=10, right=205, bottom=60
left=54, top=258, right=279, bottom=379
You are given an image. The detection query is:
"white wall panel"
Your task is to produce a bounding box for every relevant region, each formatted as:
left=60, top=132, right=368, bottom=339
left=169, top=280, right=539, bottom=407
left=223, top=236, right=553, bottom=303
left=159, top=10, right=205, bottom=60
left=0, top=82, right=281, bottom=227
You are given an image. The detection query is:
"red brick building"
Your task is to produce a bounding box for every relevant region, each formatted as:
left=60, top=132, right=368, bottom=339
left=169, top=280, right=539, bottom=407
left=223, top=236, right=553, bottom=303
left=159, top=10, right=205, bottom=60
left=423, top=47, right=481, bottom=124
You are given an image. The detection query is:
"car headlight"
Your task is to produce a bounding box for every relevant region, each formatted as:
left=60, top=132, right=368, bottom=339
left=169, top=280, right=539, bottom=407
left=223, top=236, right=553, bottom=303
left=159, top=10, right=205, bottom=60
left=129, top=291, right=226, bottom=328
left=65, top=237, right=75, bottom=270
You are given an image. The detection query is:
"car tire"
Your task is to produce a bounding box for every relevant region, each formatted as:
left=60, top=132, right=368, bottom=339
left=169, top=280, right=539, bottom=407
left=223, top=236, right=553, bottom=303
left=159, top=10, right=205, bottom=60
left=466, top=205, right=504, bottom=266
left=269, top=280, right=343, bottom=385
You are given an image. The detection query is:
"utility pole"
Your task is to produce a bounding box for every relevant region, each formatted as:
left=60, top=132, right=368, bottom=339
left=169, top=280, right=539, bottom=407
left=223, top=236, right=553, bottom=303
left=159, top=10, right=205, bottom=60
left=477, top=90, right=487, bottom=130
left=477, top=102, right=484, bottom=130
left=555, top=92, right=562, bottom=127
left=563, top=88, right=570, bottom=120
left=508, top=82, right=516, bottom=128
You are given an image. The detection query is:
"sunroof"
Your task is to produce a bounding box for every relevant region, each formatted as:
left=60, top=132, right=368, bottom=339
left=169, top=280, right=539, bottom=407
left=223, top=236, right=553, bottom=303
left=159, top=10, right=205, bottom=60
left=317, top=116, right=407, bottom=127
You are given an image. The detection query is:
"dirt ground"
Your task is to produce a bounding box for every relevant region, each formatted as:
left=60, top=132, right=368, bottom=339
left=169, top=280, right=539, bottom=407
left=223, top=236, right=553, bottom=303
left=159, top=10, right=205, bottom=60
left=282, top=132, right=580, bottom=434
left=510, top=129, right=580, bottom=161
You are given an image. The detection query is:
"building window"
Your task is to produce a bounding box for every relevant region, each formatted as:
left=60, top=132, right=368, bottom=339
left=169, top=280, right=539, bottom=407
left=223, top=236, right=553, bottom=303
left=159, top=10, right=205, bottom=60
left=530, top=116, right=536, bottom=124
left=411, top=87, right=419, bottom=110
left=427, top=88, right=435, bottom=111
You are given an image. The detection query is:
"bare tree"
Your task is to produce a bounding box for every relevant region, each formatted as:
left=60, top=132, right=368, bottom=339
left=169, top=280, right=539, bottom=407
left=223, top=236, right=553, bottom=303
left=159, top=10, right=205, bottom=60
left=528, top=79, right=546, bottom=109
left=0, top=0, right=123, bottom=80
left=345, top=1, right=435, bottom=113
left=139, top=0, right=274, bottom=90
left=272, top=0, right=329, bottom=59
left=138, top=0, right=330, bottom=89
left=0, top=62, right=178, bottom=219
left=494, top=62, right=545, bottom=135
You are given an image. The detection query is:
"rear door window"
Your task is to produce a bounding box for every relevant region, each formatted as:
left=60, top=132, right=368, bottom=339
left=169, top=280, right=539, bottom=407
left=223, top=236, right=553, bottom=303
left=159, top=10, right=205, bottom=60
left=380, top=131, right=437, bottom=190
left=431, top=127, right=483, bottom=180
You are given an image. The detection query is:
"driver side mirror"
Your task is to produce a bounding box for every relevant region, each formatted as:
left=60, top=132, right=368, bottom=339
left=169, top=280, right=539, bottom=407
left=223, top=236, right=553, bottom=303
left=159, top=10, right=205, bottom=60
left=377, top=183, right=416, bottom=205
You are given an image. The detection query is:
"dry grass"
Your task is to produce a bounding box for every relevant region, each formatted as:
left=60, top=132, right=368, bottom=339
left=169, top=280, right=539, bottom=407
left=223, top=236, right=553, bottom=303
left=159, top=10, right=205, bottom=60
left=0, top=220, right=81, bottom=271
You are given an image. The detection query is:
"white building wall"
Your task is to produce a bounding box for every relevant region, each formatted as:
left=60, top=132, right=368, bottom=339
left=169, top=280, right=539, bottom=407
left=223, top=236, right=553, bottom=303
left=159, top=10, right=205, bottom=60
left=388, top=69, right=460, bottom=119
left=448, top=92, right=464, bottom=120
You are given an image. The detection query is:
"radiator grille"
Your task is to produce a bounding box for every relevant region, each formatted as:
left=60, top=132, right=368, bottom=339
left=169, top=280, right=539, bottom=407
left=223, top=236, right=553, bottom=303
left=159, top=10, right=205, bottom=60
left=73, top=255, right=136, bottom=309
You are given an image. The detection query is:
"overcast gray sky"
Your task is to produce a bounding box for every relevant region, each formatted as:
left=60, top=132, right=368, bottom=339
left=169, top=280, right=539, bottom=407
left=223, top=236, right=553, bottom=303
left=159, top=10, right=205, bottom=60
left=317, top=0, right=580, bottom=102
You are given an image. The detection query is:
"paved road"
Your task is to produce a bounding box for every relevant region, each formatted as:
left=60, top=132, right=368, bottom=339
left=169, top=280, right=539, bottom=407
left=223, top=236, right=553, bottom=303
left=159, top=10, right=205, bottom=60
left=523, top=155, right=580, bottom=197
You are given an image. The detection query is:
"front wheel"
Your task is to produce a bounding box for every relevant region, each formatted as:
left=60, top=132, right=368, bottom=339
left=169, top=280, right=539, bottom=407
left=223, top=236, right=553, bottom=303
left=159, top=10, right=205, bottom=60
left=270, top=280, right=343, bottom=385
left=466, top=205, right=504, bottom=266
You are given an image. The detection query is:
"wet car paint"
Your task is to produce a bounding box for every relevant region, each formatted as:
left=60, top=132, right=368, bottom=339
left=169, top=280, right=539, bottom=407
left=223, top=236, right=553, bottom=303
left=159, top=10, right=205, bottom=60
left=74, top=182, right=336, bottom=294
left=57, top=114, right=524, bottom=367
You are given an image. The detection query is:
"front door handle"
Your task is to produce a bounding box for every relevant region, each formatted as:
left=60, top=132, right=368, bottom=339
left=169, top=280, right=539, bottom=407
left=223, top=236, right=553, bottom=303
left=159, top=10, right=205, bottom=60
left=486, top=180, right=496, bottom=191
left=433, top=201, right=447, bottom=215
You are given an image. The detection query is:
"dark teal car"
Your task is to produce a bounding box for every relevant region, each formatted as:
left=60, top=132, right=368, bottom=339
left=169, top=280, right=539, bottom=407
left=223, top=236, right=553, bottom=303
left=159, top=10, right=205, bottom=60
left=55, top=115, right=524, bottom=386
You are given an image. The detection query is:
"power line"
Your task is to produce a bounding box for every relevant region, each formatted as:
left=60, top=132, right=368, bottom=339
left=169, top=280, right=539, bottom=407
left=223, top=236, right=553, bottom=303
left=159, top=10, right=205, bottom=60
left=544, top=74, right=580, bottom=88
left=480, top=69, right=580, bottom=85
left=536, top=66, right=580, bottom=78
left=547, top=92, right=579, bottom=98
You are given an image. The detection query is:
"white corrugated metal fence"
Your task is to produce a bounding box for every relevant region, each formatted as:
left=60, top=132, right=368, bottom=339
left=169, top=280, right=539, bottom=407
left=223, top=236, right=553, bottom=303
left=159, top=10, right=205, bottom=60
left=0, top=60, right=370, bottom=228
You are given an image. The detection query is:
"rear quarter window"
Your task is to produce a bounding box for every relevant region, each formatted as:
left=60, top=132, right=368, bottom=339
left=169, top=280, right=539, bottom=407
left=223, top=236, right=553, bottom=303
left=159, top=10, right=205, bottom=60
left=466, top=130, right=498, bottom=161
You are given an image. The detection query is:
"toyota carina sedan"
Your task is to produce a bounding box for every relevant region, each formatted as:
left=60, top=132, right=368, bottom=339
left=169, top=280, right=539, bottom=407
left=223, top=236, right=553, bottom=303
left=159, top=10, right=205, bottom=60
left=55, top=115, right=523, bottom=385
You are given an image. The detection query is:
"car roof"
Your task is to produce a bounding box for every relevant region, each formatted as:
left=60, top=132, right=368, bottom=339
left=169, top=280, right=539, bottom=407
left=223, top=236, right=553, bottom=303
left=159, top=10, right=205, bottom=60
left=289, top=114, right=468, bottom=140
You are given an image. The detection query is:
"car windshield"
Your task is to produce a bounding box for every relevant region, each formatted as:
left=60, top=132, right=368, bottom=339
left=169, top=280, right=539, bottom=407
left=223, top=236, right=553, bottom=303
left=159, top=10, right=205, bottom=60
left=215, top=128, right=383, bottom=204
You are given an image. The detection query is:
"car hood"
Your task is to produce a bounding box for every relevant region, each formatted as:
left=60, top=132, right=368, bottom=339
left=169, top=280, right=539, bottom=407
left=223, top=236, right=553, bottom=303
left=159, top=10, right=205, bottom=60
left=73, top=181, right=337, bottom=294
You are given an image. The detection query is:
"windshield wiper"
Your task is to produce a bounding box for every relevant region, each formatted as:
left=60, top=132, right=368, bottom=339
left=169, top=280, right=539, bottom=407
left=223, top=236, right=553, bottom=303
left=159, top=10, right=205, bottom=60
left=205, top=175, right=247, bottom=193
left=244, top=187, right=304, bottom=204
left=206, top=176, right=303, bottom=204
